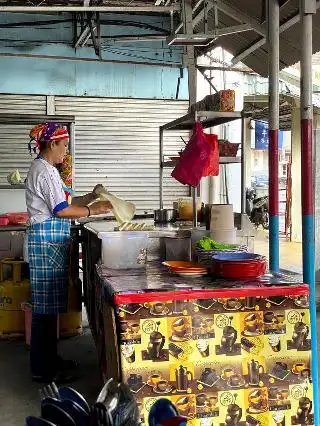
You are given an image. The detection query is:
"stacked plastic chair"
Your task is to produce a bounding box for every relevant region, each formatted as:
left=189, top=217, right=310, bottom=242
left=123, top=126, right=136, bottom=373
left=25, top=379, right=187, bottom=426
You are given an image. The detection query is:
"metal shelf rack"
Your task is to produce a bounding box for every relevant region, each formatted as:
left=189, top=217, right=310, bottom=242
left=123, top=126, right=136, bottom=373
left=159, top=110, right=246, bottom=227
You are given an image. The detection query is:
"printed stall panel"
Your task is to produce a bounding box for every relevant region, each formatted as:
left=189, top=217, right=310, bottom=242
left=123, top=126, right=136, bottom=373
left=116, top=293, right=313, bottom=426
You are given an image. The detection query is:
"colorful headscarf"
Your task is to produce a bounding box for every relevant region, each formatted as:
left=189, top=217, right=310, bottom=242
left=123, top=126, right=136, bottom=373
left=29, top=122, right=69, bottom=153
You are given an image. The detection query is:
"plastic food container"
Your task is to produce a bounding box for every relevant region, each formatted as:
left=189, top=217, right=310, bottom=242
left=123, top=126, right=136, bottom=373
left=177, top=197, right=202, bottom=221
left=98, top=231, right=148, bottom=269
left=0, top=215, right=9, bottom=226
left=6, top=212, right=29, bottom=225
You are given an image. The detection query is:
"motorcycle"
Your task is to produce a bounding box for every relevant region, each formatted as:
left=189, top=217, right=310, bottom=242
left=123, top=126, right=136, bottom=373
left=246, top=187, right=269, bottom=230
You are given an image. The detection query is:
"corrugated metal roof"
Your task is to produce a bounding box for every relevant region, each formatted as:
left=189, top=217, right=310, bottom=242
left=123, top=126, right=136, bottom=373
left=0, top=1, right=319, bottom=77
left=195, top=0, right=320, bottom=77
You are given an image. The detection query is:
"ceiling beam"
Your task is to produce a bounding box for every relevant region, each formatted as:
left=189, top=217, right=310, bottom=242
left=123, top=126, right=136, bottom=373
left=231, top=0, right=320, bottom=65
left=0, top=5, right=180, bottom=13
left=174, top=0, right=204, bottom=34
left=215, top=0, right=266, bottom=37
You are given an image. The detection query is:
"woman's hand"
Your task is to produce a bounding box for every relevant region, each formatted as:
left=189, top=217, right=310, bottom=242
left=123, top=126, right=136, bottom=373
left=90, top=201, right=112, bottom=215
left=92, top=184, right=105, bottom=199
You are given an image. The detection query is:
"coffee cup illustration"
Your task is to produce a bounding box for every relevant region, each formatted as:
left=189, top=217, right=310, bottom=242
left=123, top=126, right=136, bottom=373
left=196, top=339, right=209, bottom=357
left=292, top=362, right=306, bottom=375
left=272, top=411, right=285, bottom=426
left=172, top=317, right=187, bottom=335
left=151, top=302, right=167, bottom=314
left=171, top=317, right=190, bottom=341
left=276, top=313, right=285, bottom=326
left=156, top=379, right=170, bottom=392
left=205, top=317, right=214, bottom=330
left=121, top=345, right=135, bottom=363
left=120, top=321, right=129, bottom=334
left=225, top=298, right=240, bottom=309
left=130, top=323, right=140, bottom=334
left=192, top=316, right=205, bottom=329
left=176, top=396, right=192, bottom=416
left=149, top=373, right=161, bottom=386
left=264, top=311, right=275, bottom=324
left=196, top=393, right=207, bottom=406
left=269, top=387, right=279, bottom=400
left=229, top=374, right=243, bottom=387
left=209, top=396, right=217, bottom=408
left=222, top=367, right=234, bottom=380
left=244, top=313, right=262, bottom=334
left=280, top=389, right=289, bottom=400
left=248, top=389, right=268, bottom=413
left=269, top=335, right=281, bottom=352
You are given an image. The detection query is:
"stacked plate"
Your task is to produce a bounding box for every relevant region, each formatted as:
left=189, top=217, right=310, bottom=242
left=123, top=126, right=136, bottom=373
left=211, top=253, right=267, bottom=279
left=162, top=261, right=209, bottom=278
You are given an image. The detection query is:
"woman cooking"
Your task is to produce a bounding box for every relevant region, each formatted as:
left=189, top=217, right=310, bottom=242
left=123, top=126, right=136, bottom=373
left=25, top=122, right=111, bottom=383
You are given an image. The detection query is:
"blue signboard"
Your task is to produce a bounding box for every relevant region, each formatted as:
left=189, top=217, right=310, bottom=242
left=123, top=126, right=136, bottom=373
left=255, top=121, right=284, bottom=150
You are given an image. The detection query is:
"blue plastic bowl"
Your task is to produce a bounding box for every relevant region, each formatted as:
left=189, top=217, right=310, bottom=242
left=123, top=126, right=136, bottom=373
left=212, top=252, right=263, bottom=262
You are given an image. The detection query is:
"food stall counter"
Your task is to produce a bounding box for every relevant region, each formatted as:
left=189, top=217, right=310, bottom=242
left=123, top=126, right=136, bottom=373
left=92, top=263, right=314, bottom=426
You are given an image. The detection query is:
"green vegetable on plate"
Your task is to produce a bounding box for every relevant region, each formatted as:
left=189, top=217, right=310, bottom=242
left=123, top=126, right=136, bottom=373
left=196, top=237, right=238, bottom=251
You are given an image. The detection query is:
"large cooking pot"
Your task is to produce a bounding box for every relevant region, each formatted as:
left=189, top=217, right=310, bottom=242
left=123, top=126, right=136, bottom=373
left=154, top=209, right=178, bottom=224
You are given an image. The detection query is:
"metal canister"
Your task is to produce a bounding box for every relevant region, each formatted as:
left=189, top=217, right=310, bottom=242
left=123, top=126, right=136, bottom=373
left=154, top=209, right=178, bottom=224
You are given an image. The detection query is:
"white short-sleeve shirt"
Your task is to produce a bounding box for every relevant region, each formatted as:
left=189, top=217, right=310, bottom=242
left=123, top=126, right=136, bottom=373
left=25, top=158, right=68, bottom=225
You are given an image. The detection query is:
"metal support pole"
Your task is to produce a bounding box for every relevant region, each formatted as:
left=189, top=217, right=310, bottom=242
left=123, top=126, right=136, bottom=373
left=160, top=128, right=164, bottom=209
left=268, top=0, right=280, bottom=272
left=69, top=122, right=76, bottom=191
left=240, top=113, right=246, bottom=214
left=183, top=0, right=198, bottom=227
left=300, top=0, right=319, bottom=420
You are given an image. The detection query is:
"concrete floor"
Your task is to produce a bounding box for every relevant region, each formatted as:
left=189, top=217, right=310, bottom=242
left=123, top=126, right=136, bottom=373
left=0, top=324, right=102, bottom=425
left=255, top=230, right=303, bottom=274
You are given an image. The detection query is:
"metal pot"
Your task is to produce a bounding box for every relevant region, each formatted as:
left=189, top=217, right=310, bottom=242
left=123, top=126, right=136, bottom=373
left=154, top=209, right=178, bottom=224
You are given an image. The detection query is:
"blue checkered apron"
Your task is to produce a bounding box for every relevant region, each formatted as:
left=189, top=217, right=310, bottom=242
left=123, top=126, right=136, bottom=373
left=27, top=217, right=71, bottom=314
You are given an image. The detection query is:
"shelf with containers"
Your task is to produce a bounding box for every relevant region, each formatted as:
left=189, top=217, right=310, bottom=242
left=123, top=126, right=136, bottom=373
left=159, top=110, right=247, bottom=227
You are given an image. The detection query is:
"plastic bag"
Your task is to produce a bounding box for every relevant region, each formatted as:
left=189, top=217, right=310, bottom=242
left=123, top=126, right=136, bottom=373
left=171, top=122, right=212, bottom=188
left=203, top=133, right=219, bottom=177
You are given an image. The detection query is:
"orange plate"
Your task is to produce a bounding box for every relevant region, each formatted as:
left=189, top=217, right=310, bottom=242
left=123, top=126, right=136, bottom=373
left=162, top=261, right=208, bottom=272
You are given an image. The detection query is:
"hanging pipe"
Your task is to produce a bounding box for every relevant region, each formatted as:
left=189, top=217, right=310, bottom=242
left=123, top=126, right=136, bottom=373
left=268, top=0, right=280, bottom=272
left=300, top=0, right=319, bottom=421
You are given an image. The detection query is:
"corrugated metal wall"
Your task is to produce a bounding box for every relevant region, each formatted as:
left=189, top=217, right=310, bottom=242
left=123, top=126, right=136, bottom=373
left=55, top=96, right=189, bottom=213
left=0, top=94, right=189, bottom=213
left=0, top=94, right=47, bottom=184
